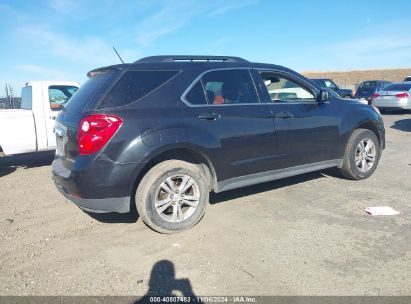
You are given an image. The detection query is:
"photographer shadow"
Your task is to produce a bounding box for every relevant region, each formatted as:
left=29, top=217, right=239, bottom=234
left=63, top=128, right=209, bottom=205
left=134, top=260, right=201, bottom=303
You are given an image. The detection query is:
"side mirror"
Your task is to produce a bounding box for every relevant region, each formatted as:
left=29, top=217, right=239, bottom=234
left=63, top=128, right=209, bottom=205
left=318, top=90, right=330, bottom=102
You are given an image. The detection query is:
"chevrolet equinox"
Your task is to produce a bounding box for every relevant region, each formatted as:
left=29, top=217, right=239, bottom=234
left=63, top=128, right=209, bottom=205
left=52, top=55, right=385, bottom=233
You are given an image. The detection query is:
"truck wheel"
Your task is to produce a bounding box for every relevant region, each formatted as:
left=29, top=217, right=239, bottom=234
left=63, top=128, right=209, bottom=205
left=136, top=160, right=209, bottom=234
left=340, top=129, right=380, bottom=180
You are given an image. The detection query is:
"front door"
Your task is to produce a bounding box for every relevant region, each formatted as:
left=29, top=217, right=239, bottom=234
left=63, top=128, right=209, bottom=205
left=255, top=70, right=340, bottom=170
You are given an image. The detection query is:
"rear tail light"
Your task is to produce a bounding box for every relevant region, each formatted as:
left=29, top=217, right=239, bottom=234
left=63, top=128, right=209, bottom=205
left=371, top=93, right=380, bottom=100
left=78, top=115, right=122, bottom=155
left=395, top=92, right=409, bottom=98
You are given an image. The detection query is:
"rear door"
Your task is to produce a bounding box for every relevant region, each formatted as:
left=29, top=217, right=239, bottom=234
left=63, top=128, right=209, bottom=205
left=255, top=70, right=340, bottom=169
left=42, top=83, right=78, bottom=149
left=180, top=68, right=275, bottom=181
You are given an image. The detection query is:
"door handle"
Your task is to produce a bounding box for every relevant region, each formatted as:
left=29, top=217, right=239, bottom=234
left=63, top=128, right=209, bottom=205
left=198, top=113, right=221, bottom=120
left=275, top=112, right=293, bottom=119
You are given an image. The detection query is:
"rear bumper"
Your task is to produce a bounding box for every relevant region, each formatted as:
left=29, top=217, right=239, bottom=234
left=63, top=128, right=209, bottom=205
left=54, top=181, right=130, bottom=213
left=52, top=157, right=145, bottom=213
left=372, top=99, right=411, bottom=109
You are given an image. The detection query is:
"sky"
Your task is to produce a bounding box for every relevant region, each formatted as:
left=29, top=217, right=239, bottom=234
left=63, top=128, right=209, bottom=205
left=1, top=0, right=411, bottom=95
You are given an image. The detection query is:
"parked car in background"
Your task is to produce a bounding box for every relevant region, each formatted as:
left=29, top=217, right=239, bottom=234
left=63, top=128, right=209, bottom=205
left=0, top=81, right=79, bottom=156
left=371, top=82, right=411, bottom=112
left=404, top=76, right=411, bottom=82
left=354, top=80, right=391, bottom=104
left=310, top=78, right=353, bottom=98
left=52, top=55, right=385, bottom=234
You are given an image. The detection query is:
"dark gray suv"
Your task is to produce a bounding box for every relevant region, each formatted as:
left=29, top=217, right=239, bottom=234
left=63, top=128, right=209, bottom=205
left=53, top=55, right=385, bottom=233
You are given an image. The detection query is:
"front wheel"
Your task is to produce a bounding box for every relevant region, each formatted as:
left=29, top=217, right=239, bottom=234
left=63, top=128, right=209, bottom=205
left=136, top=160, right=209, bottom=234
left=340, top=129, right=381, bottom=180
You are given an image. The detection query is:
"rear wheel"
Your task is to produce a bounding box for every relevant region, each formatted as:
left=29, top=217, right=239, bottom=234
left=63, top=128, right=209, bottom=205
left=340, top=129, right=380, bottom=180
left=136, top=160, right=209, bottom=234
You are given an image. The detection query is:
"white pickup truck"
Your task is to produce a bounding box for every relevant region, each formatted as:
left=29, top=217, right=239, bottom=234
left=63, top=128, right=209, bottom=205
left=0, top=81, right=79, bottom=156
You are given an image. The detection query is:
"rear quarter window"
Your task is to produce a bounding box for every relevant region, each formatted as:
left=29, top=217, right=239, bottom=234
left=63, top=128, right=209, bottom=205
left=98, top=70, right=179, bottom=109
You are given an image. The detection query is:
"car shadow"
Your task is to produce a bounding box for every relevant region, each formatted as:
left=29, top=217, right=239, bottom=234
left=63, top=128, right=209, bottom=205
left=209, top=169, right=334, bottom=205
left=381, top=109, right=410, bottom=115
left=0, top=151, right=55, bottom=177
left=391, top=118, right=411, bottom=132
left=86, top=168, right=341, bottom=223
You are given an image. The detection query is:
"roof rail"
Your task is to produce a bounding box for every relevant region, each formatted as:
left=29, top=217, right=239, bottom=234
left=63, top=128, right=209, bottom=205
left=135, top=55, right=249, bottom=63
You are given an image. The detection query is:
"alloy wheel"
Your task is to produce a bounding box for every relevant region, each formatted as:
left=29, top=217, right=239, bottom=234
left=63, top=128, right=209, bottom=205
left=355, top=138, right=376, bottom=172
left=154, top=174, right=200, bottom=223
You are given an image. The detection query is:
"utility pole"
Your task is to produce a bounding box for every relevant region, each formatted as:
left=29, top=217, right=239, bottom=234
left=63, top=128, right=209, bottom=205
left=4, top=84, right=10, bottom=109
left=4, top=84, right=15, bottom=109
left=9, top=85, right=15, bottom=109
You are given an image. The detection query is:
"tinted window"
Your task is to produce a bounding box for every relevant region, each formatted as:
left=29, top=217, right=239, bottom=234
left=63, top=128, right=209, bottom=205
left=383, top=83, right=411, bottom=91
left=404, top=77, right=411, bottom=82
left=324, top=80, right=337, bottom=89
left=312, top=79, right=336, bottom=89
left=49, top=85, right=78, bottom=111
left=65, top=71, right=115, bottom=113
left=185, top=81, right=207, bottom=105
left=311, top=79, right=325, bottom=87
left=99, top=70, right=179, bottom=109
left=261, top=73, right=315, bottom=103
left=21, top=86, right=32, bottom=110
left=200, top=69, right=258, bottom=104
left=359, top=81, right=377, bottom=89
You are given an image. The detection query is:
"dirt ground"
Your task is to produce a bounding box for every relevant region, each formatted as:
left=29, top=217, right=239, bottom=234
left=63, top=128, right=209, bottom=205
left=0, top=112, right=410, bottom=296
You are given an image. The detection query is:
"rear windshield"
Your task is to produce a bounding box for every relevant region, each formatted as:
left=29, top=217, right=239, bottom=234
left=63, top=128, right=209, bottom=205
left=64, top=71, right=116, bottom=113
left=358, top=81, right=377, bottom=89
left=383, top=83, right=411, bottom=91
left=98, top=70, right=179, bottom=109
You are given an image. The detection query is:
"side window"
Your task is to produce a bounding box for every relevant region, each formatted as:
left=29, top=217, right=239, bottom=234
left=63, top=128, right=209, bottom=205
left=260, top=73, right=316, bottom=103
left=21, top=86, right=33, bottom=110
left=49, top=85, right=79, bottom=111
left=185, top=81, right=208, bottom=105
left=201, top=69, right=258, bottom=104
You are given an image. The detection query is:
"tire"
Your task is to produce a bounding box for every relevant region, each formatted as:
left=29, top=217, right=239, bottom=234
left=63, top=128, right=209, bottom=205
left=340, top=129, right=381, bottom=180
left=136, top=160, right=209, bottom=234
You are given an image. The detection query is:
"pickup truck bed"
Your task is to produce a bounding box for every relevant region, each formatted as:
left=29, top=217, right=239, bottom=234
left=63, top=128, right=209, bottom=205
left=0, top=109, right=37, bottom=155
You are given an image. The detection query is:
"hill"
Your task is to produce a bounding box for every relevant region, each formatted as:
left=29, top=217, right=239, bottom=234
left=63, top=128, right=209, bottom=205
left=302, top=68, right=411, bottom=89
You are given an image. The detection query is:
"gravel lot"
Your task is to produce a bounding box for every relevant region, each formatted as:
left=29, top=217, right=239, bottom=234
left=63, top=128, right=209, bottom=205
left=0, top=113, right=410, bottom=296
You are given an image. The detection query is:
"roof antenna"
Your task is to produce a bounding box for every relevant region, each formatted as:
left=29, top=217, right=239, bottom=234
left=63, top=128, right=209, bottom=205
left=113, top=46, right=124, bottom=64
